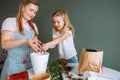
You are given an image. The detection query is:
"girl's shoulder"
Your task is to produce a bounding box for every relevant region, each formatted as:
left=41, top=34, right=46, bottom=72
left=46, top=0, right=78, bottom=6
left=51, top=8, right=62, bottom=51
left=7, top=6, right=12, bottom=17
left=65, top=29, right=72, bottom=35
left=52, top=31, right=61, bottom=38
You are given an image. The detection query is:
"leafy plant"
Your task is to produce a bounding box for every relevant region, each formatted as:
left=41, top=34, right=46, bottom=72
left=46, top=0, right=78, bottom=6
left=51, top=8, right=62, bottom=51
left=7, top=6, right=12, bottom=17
left=47, top=59, right=68, bottom=80
left=47, top=58, right=83, bottom=80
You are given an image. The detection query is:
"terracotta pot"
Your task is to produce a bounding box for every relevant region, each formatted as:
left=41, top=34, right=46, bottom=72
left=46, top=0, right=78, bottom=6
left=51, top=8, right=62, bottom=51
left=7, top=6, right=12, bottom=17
left=30, top=73, right=51, bottom=80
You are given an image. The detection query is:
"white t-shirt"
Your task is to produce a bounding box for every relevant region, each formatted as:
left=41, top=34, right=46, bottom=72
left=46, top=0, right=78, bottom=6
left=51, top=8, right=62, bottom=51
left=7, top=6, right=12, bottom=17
left=52, top=30, right=77, bottom=59
left=1, top=17, right=38, bottom=35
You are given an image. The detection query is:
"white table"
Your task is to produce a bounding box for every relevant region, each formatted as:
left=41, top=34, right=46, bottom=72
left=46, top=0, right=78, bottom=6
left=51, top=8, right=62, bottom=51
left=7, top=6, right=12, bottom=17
left=28, top=63, right=120, bottom=80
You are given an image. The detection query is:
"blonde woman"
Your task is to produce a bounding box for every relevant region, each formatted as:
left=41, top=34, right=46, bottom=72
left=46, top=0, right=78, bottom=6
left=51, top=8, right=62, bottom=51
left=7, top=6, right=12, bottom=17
left=0, top=0, right=42, bottom=79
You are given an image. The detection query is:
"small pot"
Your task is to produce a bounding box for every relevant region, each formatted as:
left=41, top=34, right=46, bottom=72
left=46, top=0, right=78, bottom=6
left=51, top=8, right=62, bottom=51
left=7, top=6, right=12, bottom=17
left=30, top=73, right=51, bottom=80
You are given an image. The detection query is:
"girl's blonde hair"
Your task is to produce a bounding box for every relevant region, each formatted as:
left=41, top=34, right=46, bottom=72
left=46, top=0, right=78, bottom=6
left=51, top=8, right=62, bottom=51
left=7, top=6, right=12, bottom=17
left=52, top=9, right=74, bottom=35
left=16, top=0, right=39, bottom=37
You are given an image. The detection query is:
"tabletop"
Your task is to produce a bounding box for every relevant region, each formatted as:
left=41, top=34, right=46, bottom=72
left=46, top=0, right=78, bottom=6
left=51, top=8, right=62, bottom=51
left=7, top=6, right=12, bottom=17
left=28, top=63, right=120, bottom=80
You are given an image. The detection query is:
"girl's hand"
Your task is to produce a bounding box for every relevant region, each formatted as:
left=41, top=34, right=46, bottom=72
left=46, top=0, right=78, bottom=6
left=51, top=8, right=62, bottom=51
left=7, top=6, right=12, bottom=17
left=42, top=43, right=49, bottom=52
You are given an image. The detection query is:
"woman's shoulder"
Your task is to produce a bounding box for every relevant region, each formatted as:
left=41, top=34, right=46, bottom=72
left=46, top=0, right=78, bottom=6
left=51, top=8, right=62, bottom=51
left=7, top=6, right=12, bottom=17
left=32, top=22, right=39, bottom=33
left=3, top=17, right=16, bottom=25
left=1, top=17, right=16, bottom=31
left=4, top=17, right=16, bottom=22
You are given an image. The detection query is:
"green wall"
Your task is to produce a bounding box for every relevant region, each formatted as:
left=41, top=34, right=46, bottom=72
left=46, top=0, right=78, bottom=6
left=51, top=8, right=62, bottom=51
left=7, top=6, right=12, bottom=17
left=0, top=0, right=120, bottom=71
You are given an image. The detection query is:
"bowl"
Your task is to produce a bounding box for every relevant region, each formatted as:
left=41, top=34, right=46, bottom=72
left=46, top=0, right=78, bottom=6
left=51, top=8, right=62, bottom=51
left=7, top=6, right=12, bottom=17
left=30, top=73, right=51, bottom=80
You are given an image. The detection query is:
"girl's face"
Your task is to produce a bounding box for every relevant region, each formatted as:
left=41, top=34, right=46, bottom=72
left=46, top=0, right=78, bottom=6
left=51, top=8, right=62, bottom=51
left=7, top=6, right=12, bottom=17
left=52, top=16, right=64, bottom=31
left=22, top=3, right=38, bottom=23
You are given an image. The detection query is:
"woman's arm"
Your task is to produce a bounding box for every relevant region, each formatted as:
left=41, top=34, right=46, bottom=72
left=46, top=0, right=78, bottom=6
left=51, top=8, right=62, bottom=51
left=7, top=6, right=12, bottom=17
left=1, top=30, right=27, bottom=49
left=1, top=30, right=41, bottom=52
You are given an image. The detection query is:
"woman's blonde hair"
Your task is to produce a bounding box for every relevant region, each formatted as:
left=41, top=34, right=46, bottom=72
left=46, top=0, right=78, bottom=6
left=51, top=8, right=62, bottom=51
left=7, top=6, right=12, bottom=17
left=16, top=0, right=39, bottom=36
left=52, top=9, right=74, bottom=35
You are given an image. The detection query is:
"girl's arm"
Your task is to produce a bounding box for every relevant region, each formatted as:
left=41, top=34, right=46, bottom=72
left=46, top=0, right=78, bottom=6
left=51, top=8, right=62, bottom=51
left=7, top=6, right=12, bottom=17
left=43, top=32, right=70, bottom=51
left=1, top=30, right=41, bottom=52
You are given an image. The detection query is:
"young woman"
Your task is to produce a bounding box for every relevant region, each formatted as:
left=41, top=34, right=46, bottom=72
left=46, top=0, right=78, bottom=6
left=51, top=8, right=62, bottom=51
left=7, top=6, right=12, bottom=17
left=43, top=10, right=78, bottom=63
left=0, top=0, right=41, bottom=79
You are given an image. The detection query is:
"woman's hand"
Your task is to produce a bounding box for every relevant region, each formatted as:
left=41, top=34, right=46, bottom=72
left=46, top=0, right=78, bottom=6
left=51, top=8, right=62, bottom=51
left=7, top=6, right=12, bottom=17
left=26, top=38, right=43, bottom=52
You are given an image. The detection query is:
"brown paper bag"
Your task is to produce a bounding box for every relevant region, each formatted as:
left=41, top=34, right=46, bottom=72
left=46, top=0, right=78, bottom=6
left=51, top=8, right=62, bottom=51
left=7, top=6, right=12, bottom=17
left=77, top=49, right=103, bottom=75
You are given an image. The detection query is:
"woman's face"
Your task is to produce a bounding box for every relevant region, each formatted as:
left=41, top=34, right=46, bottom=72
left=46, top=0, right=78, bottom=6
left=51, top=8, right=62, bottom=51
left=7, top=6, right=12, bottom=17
left=22, top=3, right=38, bottom=22
left=52, top=16, right=64, bottom=31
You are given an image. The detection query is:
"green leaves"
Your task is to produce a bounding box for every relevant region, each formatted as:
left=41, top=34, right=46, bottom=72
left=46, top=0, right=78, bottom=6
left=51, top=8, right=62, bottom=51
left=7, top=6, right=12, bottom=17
left=47, top=59, right=67, bottom=80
